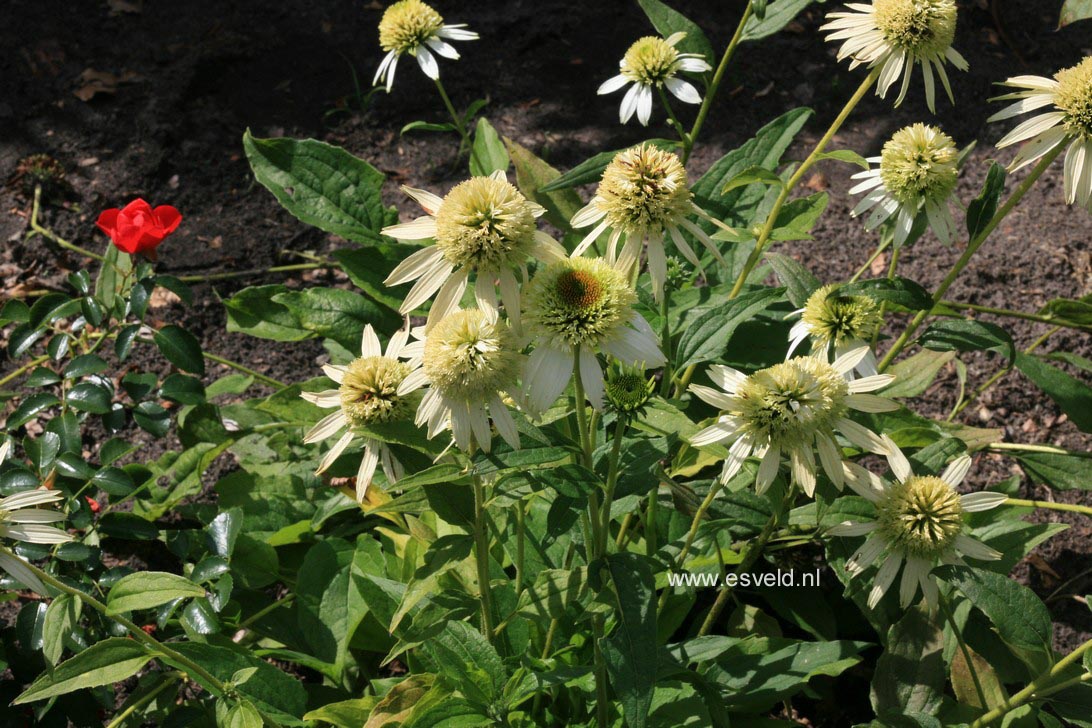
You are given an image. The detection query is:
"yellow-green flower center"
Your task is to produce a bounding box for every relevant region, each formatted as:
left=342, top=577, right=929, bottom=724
left=873, top=0, right=957, bottom=57
left=802, top=284, right=882, bottom=349
left=1055, top=57, right=1092, bottom=140
left=879, top=123, right=959, bottom=205
left=524, top=257, right=634, bottom=348
left=423, top=309, right=520, bottom=402
left=734, top=357, right=849, bottom=446
left=378, top=0, right=444, bottom=53
left=339, top=356, right=412, bottom=427
left=433, top=176, right=538, bottom=271
left=875, top=474, right=963, bottom=558
left=621, top=36, right=680, bottom=85
left=598, top=144, right=693, bottom=234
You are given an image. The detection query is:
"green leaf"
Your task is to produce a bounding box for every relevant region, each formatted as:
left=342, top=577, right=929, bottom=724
left=840, top=277, right=934, bottom=311
left=5, top=392, right=60, bottom=429
left=42, top=594, right=80, bottom=665
left=692, top=108, right=812, bottom=230
left=1014, top=352, right=1092, bottom=433
left=154, top=325, right=206, bottom=375
left=503, top=137, right=584, bottom=231
left=167, top=642, right=308, bottom=722
left=243, top=129, right=395, bottom=245
left=675, top=287, right=783, bottom=369
left=67, top=381, right=113, bottom=414
left=425, top=620, right=506, bottom=707
left=636, top=0, right=715, bottom=64
left=763, top=253, right=820, bottom=307
left=767, top=191, right=829, bottom=241
left=1060, top=0, right=1092, bottom=28
left=273, top=287, right=399, bottom=350
left=870, top=605, right=944, bottom=717
left=222, top=701, right=264, bottom=728
left=14, top=638, right=154, bottom=704
left=99, top=512, right=161, bottom=540
left=304, top=698, right=379, bottom=727
left=333, top=244, right=418, bottom=313
left=401, top=120, right=457, bottom=134
left=883, top=349, right=956, bottom=398
left=1011, top=450, right=1092, bottom=492
left=937, top=565, right=1053, bottom=674
left=1038, top=295, right=1092, bottom=328
left=470, top=117, right=509, bottom=176
left=391, top=534, right=473, bottom=632
left=814, top=149, right=871, bottom=170
left=742, top=0, right=814, bottom=41
left=224, top=284, right=312, bottom=342
left=538, top=140, right=677, bottom=192
left=599, top=553, right=658, bottom=728
left=63, top=354, right=108, bottom=378
left=919, top=319, right=1015, bottom=359
left=720, top=165, right=784, bottom=194
left=966, top=162, right=1007, bottom=239
left=516, top=566, right=591, bottom=623
left=160, top=373, right=206, bottom=405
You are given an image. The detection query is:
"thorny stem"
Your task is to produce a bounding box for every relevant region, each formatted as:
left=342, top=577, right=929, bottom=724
left=969, top=637, right=1092, bottom=727
left=940, top=301, right=1091, bottom=332
left=6, top=549, right=235, bottom=701
left=104, top=672, right=182, bottom=728
left=683, top=3, right=754, bottom=164
left=727, top=67, right=881, bottom=300
left=939, top=591, right=990, bottom=712
left=28, top=186, right=106, bottom=262
left=878, top=144, right=1066, bottom=372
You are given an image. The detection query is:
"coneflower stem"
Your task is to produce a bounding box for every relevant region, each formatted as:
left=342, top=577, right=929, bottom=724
left=684, top=3, right=754, bottom=164
left=728, top=66, right=881, bottom=301
left=1004, top=498, right=1092, bottom=517
left=434, top=78, right=485, bottom=172
left=949, top=325, right=1057, bottom=419
left=471, top=471, right=496, bottom=641
left=878, top=144, right=1066, bottom=372
left=939, top=591, right=990, bottom=712
left=850, top=236, right=892, bottom=283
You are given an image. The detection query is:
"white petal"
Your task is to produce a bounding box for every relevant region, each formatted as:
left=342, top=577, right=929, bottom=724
left=941, top=454, right=973, bottom=487
left=382, top=216, right=439, bottom=241
left=1008, top=126, right=1069, bottom=171
left=402, top=186, right=444, bottom=215
left=836, top=417, right=888, bottom=455
left=954, top=535, right=1001, bottom=561
left=0, top=552, right=48, bottom=595
left=899, top=558, right=928, bottom=608
left=996, top=112, right=1066, bottom=149
left=524, top=345, right=572, bottom=414
left=690, top=422, right=737, bottom=447
left=579, top=349, right=605, bottom=411
left=356, top=442, right=380, bottom=501
left=707, top=364, right=747, bottom=394
left=636, top=85, right=654, bottom=126
left=885, top=438, right=913, bottom=483
left=491, top=396, right=520, bottom=450
left=361, top=324, right=382, bottom=358
left=619, top=82, right=642, bottom=123
left=0, top=489, right=64, bottom=510
left=845, top=393, right=900, bottom=413
left=304, top=410, right=348, bottom=444
left=598, top=74, right=630, bottom=96
left=868, top=554, right=902, bottom=608
left=816, top=432, right=845, bottom=489
left=317, top=431, right=355, bottom=474
left=829, top=521, right=879, bottom=537
left=690, top=384, right=734, bottom=410
left=425, top=37, right=460, bottom=59
left=385, top=245, right=445, bottom=285
left=960, top=491, right=1008, bottom=512
left=832, top=346, right=871, bottom=375
left=665, top=77, right=701, bottom=104
left=397, top=367, right=429, bottom=395
left=756, top=443, right=781, bottom=493
left=416, top=46, right=440, bottom=79
left=847, top=535, right=885, bottom=576
left=2, top=523, right=72, bottom=544
left=401, top=259, right=455, bottom=315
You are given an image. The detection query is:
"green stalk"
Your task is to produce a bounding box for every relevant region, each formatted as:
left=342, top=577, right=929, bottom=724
left=0, top=355, right=51, bottom=387
left=941, top=301, right=1091, bottom=331
left=939, top=591, right=989, bottom=712
left=659, top=290, right=674, bottom=397
left=597, top=419, right=628, bottom=558
left=683, top=3, right=754, bottom=164
left=657, top=86, right=689, bottom=149
left=696, top=486, right=792, bottom=637
left=6, top=548, right=231, bottom=697
left=728, top=66, right=881, bottom=300
left=1005, top=498, right=1092, bottom=517
left=850, top=237, right=891, bottom=283
left=877, top=144, right=1066, bottom=372
left=202, top=352, right=287, bottom=389
left=970, top=637, right=1092, bottom=727
left=950, top=325, right=1058, bottom=418
left=104, top=672, right=182, bottom=728
left=434, top=78, right=484, bottom=171
left=28, top=186, right=106, bottom=262
left=471, top=471, right=496, bottom=641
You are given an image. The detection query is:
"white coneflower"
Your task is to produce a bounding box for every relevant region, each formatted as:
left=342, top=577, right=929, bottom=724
left=373, top=0, right=478, bottom=92
left=522, top=257, right=665, bottom=413
left=397, top=308, right=522, bottom=453
left=689, top=347, right=899, bottom=496
left=990, top=57, right=1092, bottom=212
left=597, top=32, right=711, bottom=125
left=301, top=324, right=421, bottom=500
left=570, top=144, right=724, bottom=301
left=383, top=171, right=566, bottom=331
left=787, top=284, right=882, bottom=376
left=0, top=440, right=72, bottom=595
left=831, top=442, right=1005, bottom=608
left=822, top=0, right=967, bottom=112
left=849, top=123, right=960, bottom=246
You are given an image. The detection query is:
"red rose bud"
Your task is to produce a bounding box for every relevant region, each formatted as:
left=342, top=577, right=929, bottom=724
left=96, top=198, right=181, bottom=259
left=84, top=495, right=101, bottom=513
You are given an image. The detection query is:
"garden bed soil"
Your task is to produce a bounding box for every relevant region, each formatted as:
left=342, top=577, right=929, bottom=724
left=1, top=0, right=1090, bottom=685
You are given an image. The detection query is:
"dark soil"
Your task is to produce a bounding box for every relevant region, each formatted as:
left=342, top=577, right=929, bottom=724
left=1, top=0, right=1089, bottom=688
